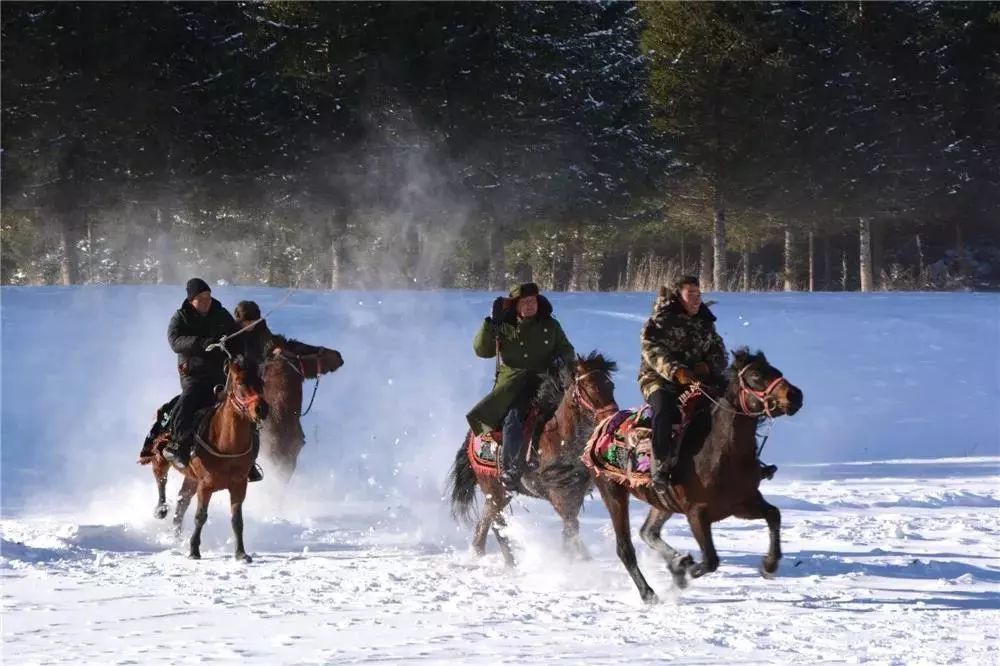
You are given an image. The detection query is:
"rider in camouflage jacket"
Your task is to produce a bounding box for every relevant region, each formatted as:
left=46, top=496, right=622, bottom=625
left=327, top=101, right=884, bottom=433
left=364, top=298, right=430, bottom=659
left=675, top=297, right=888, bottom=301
left=639, top=276, right=726, bottom=490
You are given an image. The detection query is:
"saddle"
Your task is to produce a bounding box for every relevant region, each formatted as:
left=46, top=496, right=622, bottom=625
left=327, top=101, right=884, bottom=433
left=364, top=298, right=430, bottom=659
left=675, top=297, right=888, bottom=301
left=466, top=408, right=540, bottom=478
left=137, top=395, right=215, bottom=464
left=583, top=387, right=707, bottom=488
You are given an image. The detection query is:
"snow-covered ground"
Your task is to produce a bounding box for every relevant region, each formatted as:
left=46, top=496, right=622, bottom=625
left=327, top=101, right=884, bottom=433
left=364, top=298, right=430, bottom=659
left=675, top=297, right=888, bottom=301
left=2, top=287, right=999, bottom=664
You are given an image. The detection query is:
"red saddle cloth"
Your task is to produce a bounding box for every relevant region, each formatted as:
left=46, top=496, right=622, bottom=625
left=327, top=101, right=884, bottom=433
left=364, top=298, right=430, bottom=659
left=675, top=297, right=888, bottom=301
left=466, top=409, right=539, bottom=478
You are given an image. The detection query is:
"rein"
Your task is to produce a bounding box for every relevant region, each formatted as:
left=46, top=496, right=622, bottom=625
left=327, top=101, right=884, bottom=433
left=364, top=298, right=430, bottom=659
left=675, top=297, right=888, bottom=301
left=573, top=369, right=618, bottom=421
left=271, top=346, right=325, bottom=417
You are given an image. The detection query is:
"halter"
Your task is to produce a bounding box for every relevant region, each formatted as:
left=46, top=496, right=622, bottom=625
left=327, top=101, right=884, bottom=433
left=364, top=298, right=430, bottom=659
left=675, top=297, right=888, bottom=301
left=736, top=363, right=787, bottom=418
left=271, top=345, right=327, bottom=416
left=573, top=369, right=619, bottom=420
left=224, top=366, right=264, bottom=423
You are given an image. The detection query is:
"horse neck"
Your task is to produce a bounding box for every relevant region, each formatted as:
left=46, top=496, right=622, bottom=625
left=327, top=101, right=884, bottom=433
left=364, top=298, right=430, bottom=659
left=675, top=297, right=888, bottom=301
left=264, top=361, right=304, bottom=419
left=209, top=397, right=253, bottom=453
left=539, top=385, right=589, bottom=459
left=702, top=394, right=759, bottom=461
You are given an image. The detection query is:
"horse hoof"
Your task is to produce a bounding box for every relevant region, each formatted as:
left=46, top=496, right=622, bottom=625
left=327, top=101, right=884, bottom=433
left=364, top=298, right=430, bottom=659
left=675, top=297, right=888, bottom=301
left=153, top=505, right=168, bottom=520
left=189, top=551, right=201, bottom=560
left=760, top=558, right=779, bottom=578
left=236, top=553, right=252, bottom=564
left=641, top=590, right=660, bottom=605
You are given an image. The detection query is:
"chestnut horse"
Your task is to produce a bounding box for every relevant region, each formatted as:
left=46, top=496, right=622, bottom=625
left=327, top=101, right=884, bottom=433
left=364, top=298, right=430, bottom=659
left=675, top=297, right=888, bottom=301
left=143, top=351, right=269, bottom=561
left=447, top=352, right=619, bottom=566
left=550, top=348, right=803, bottom=602
left=259, top=334, right=344, bottom=483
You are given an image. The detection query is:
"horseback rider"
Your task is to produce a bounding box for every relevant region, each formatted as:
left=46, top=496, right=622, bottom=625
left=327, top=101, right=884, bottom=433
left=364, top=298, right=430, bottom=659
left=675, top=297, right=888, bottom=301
left=161, top=279, right=262, bottom=482
left=466, top=282, right=576, bottom=489
left=638, top=275, right=727, bottom=492
left=639, top=276, right=777, bottom=492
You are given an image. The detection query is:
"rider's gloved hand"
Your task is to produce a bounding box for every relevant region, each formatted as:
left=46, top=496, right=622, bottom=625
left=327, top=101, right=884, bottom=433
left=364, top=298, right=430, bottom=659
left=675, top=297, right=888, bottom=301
left=490, top=296, right=510, bottom=322
left=674, top=367, right=699, bottom=386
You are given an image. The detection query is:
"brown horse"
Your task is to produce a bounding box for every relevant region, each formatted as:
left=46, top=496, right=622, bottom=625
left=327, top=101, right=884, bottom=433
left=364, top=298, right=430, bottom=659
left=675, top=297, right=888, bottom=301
left=447, top=352, right=619, bottom=566
left=259, top=334, right=345, bottom=483
left=143, top=353, right=269, bottom=561
left=554, top=348, right=803, bottom=602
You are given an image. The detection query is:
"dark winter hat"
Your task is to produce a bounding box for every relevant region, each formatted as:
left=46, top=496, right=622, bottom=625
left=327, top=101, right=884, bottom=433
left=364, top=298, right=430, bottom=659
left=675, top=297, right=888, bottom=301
left=508, top=282, right=540, bottom=299
left=186, top=277, right=212, bottom=300
left=234, top=300, right=261, bottom=322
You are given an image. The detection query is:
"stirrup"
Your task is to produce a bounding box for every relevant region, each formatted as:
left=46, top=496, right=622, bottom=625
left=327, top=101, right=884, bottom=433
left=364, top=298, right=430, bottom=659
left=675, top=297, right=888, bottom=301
left=248, top=464, right=264, bottom=483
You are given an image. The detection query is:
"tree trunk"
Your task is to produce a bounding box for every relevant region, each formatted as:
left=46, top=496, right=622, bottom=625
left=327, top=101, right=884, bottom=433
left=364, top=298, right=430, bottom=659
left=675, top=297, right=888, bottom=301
left=86, top=214, right=94, bottom=284
left=742, top=249, right=750, bottom=292
left=840, top=250, right=848, bottom=291
left=59, top=218, right=80, bottom=286
left=823, top=233, right=832, bottom=291
left=329, top=235, right=340, bottom=290
left=807, top=230, right=815, bottom=292
left=783, top=226, right=795, bottom=291
left=699, top=237, right=713, bottom=291
left=622, top=249, right=634, bottom=290
left=915, top=233, right=924, bottom=284
left=859, top=216, right=873, bottom=292
left=712, top=209, right=726, bottom=291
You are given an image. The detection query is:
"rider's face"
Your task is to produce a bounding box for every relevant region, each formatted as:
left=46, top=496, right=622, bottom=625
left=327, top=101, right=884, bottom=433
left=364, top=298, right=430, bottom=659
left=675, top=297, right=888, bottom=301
left=190, top=291, right=212, bottom=315
left=516, top=296, right=539, bottom=319
left=679, top=285, right=701, bottom=315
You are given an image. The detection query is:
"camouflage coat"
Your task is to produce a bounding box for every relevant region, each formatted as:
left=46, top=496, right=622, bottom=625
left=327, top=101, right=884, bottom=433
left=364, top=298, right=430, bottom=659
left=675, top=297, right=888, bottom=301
left=637, top=290, right=726, bottom=400
left=466, top=295, right=575, bottom=435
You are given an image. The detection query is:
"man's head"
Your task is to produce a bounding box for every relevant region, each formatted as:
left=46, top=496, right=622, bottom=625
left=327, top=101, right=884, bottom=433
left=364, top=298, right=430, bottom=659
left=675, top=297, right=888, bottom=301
left=509, top=282, right=541, bottom=320
left=234, top=300, right=261, bottom=327
left=674, top=275, right=702, bottom=316
left=186, top=278, right=212, bottom=315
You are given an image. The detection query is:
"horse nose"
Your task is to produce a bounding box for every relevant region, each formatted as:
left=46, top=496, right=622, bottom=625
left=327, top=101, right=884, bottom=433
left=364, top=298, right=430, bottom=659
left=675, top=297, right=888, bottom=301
left=785, top=386, right=803, bottom=414
left=334, top=351, right=344, bottom=368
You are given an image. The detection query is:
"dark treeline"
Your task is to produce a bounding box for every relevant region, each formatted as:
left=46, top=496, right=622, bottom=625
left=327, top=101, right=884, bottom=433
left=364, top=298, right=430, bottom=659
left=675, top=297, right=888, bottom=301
left=2, top=2, right=998, bottom=291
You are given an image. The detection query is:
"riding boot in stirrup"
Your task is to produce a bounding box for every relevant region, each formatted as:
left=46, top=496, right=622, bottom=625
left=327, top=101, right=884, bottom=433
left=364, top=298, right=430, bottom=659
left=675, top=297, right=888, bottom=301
left=758, top=460, right=778, bottom=481
left=248, top=463, right=264, bottom=483
left=163, top=438, right=191, bottom=468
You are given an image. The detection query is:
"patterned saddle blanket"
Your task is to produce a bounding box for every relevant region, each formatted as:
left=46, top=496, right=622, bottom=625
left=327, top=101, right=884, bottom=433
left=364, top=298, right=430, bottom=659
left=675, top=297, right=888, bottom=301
left=582, top=388, right=706, bottom=487
left=466, top=409, right=540, bottom=478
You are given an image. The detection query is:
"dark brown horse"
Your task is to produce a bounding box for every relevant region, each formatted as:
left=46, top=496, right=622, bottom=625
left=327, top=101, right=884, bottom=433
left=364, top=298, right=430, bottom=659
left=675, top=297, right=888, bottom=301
left=259, top=334, right=344, bottom=483
left=142, top=352, right=269, bottom=561
left=554, top=348, right=803, bottom=603
left=447, top=352, right=619, bottom=566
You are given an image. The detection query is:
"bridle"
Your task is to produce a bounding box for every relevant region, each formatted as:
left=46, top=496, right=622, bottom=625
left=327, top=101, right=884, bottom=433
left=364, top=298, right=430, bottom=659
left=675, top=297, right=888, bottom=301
left=573, top=368, right=619, bottom=420
left=735, top=362, right=787, bottom=418
left=271, top=345, right=328, bottom=417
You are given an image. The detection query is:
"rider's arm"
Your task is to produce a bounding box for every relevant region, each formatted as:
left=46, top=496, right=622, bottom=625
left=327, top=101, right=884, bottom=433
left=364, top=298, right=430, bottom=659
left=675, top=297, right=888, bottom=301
left=167, top=312, right=206, bottom=355
left=472, top=318, right=498, bottom=358
left=640, top=318, right=689, bottom=383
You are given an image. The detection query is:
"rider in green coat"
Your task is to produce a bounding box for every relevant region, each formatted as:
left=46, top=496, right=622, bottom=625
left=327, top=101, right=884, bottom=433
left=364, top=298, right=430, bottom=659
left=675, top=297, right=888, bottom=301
left=466, top=282, right=575, bottom=487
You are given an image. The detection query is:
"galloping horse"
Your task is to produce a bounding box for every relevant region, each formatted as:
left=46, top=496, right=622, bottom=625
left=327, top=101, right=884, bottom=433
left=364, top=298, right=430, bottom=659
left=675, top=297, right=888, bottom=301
left=551, top=348, right=803, bottom=602
left=142, top=349, right=269, bottom=561
left=260, top=334, right=344, bottom=483
left=447, top=352, right=619, bottom=566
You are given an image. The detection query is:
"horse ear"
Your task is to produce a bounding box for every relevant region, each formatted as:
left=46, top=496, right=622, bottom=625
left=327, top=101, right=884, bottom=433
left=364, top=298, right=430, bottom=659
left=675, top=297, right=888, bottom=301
left=730, top=347, right=749, bottom=364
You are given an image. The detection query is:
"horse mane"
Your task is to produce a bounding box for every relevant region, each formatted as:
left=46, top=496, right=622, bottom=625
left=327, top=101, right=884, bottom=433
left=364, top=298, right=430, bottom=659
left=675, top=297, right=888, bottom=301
left=533, top=350, right=617, bottom=412
left=270, top=333, right=319, bottom=355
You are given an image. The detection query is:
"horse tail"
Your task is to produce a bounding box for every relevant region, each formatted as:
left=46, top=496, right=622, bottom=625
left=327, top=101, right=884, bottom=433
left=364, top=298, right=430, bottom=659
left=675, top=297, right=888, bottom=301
left=541, top=460, right=592, bottom=496
left=446, top=435, right=479, bottom=526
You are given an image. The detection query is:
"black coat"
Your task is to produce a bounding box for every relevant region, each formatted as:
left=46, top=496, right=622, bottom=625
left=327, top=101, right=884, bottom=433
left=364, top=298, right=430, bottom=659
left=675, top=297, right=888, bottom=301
left=167, top=298, right=241, bottom=388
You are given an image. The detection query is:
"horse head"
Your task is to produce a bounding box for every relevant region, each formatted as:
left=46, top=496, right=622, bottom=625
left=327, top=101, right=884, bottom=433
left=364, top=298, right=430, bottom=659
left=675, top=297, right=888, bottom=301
left=224, top=354, right=270, bottom=424
left=573, top=351, right=619, bottom=421
left=271, top=335, right=345, bottom=378
left=726, top=347, right=803, bottom=418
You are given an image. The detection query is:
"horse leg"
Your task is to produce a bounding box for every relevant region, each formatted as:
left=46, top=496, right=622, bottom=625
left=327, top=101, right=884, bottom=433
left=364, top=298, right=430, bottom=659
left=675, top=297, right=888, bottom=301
left=639, top=507, right=692, bottom=589
left=152, top=459, right=169, bottom=520
left=189, top=484, right=212, bottom=560
left=471, top=478, right=500, bottom=556
left=173, top=476, right=197, bottom=536
left=549, top=488, right=590, bottom=561
left=685, top=505, right=720, bottom=579
left=491, top=510, right=516, bottom=568
left=735, top=491, right=782, bottom=578
left=229, top=479, right=252, bottom=563
left=596, top=478, right=657, bottom=604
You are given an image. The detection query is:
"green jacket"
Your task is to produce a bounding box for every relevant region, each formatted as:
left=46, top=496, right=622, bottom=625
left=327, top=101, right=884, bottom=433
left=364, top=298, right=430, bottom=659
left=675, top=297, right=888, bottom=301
left=466, top=297, right=575, bottom=435
left=637, top=290, right=726, bottom=400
